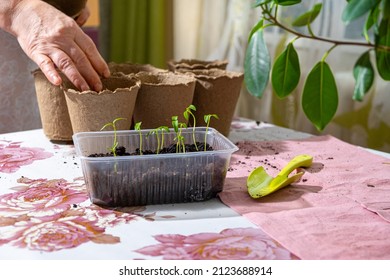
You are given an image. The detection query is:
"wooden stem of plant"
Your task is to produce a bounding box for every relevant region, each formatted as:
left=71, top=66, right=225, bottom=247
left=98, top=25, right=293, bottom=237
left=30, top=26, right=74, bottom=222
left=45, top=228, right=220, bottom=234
left=261, top=5, right=389, bottom=51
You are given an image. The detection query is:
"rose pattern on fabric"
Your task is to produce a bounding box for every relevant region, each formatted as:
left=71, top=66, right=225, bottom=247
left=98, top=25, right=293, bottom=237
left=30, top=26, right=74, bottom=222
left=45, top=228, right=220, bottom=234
left=0, top=141, right=53, bottom=173
left=0, top=216, right=115, bottom=252
left=0, top=177, right=144, bottom=252
left=0, top=177, right=87, bottom=219
left=81, top=205, right=140, bottom=228
left=135, top=227, right=293, bottom=260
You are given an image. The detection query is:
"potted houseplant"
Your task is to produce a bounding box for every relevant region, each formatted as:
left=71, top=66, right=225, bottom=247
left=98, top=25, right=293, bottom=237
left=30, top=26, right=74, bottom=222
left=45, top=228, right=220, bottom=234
left=245, top=0, right=390, bottom=131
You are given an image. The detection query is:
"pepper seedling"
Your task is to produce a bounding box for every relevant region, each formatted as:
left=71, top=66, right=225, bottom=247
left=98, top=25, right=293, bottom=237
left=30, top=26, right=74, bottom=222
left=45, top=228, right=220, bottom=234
left=134, top=121, right=143, bottom=155
left=147, top=125, right=169, bottom=154
left=100, top=117, right=126, bottom=157
left=183, top=104, right=198, bottom=151
left=158, top=126, right=169, bottom=153
left=203, top=114, right=219, bottom=151
left=172, top=116, right=187, bottom=153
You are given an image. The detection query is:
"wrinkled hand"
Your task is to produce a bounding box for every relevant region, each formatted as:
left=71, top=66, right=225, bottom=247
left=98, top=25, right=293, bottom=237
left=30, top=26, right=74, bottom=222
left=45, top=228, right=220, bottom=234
left=75, top=6, right=90, bottom=27
left=12, top=0, right=109, bottom=91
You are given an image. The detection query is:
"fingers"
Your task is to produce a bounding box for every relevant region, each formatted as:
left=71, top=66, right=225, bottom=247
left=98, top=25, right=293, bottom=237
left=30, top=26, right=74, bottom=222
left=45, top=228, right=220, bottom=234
left=60, top=33, right=110, bottom=91
left=75, top=30, right=110, bottom=78
left=36, top=31, right=109, bottom=92
left=34, top=54, right=63, bottom=86
left=11, top=0, right=109, bottom=91
left=36, top=42, right=103, bottom=92
left=75, top=7, right=90, bottom=26
left=50, top=47, right=94, bottom=91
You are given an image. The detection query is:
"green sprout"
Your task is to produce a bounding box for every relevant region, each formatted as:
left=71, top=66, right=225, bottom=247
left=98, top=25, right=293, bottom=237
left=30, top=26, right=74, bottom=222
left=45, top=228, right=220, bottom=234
left=100, top=117, right=126, bottom=156
left=147, top=129, right=159, bottom=154
left=172, top=116, right=187, bottom=153
left=203, top=114, right=219, bottom=151
left=183, top=104, right=198, bottom=151
left=158, top=126, right=169, bottom=152
left=147, top=125, right=169, bottom=154
left=134, top=121, right=143, bottom=155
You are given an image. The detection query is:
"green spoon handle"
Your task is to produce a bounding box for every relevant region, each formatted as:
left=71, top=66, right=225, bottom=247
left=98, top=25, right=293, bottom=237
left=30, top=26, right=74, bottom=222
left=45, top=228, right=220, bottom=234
left=279, top=154, right=313, bottom=177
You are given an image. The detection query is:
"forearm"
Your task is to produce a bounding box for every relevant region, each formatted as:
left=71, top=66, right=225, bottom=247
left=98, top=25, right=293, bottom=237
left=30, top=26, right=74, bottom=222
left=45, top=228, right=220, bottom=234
left=0, top=0, right=20, bottom=32
left=0, top=0, right=108, bottom=91
left=0, top=0, right=42, bottom=36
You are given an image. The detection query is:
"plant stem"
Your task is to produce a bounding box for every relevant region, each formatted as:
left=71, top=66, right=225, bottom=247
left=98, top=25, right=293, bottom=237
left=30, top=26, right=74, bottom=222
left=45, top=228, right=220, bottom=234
left=134, top=122, right=143, bottom=155
left=189, top=112, right=198, bottom=151
left=156, top=130, right=160, bottom=154
left=321, top=44, right=338, bottom=62
left=307, top=23, right=315, bottom=38
left=204, top=127, right=208, bottom=152
left=101, top=117, right=126, bottom=157
left=261, top=6, right=385, bottom=51
left=161, top=132, right=164, bottom=150
left=139, top=133, right=143, bottom=155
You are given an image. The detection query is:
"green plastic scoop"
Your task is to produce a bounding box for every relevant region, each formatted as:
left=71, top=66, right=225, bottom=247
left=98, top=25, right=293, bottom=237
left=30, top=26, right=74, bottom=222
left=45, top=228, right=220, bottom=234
left=247, top=154, right=313, bottom=198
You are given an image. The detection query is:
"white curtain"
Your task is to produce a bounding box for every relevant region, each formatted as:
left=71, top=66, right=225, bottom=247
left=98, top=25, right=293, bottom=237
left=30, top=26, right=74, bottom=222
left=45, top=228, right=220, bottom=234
left=173, top=0, right=390, bottom=152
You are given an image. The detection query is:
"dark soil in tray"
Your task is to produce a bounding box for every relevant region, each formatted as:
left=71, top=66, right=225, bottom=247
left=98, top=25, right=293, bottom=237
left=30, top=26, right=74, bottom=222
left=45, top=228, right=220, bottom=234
left=88, top=142, right=214, bottom=157
left=83, top=142, right=229, bottom=207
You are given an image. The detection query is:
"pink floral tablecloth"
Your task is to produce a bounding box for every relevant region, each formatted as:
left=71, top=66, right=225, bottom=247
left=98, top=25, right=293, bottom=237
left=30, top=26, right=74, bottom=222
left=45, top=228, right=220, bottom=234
left=0, top=119, right=305, bottom=260
left=1, top=119, right=388, bottom=260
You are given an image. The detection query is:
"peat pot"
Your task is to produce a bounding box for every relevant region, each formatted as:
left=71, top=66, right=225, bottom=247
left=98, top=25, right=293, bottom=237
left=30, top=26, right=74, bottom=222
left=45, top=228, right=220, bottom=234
left=33, top=69, right=74, bottom=141
left=133, top=71, right=196, bottom=128
left=64, top=75, right=141, bottom=134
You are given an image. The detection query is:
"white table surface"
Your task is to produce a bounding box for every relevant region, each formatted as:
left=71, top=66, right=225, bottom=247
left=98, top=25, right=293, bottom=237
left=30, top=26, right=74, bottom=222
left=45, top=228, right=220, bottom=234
left=0, top=118, right=388, bottom=260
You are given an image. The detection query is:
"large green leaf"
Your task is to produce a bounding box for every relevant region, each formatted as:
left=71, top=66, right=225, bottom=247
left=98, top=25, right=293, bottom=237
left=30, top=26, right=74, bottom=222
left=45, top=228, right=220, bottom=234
left=302, top=61, right=338, bottom=131
left=248, top=19, right=263, bottom=42
left=375, top=18, right=390, bottom=80
left=244, top=22, right=271, bottom=98
left=274, top=0, right=301, bottom=6
left=353, top=51, right=374, bottom=101
left=292, top=3, right=322, bottom=27
left=271, top=42, right=300, bottom=98
left=363, top=4, right=380, bottom=41
left=383, top=0, right=390, bottom=19
left=342, top=0, right=379, bottom=24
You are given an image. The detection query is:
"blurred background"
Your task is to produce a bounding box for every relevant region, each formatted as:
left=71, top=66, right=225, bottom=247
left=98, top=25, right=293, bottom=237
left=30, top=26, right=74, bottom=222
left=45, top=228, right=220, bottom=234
left=2, top=0, right=388, bottom=153
left=91, top=0, right=390, bottom=152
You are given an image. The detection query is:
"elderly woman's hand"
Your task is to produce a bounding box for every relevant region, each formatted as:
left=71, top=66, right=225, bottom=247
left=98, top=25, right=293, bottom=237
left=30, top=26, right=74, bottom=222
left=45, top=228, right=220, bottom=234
left=75, top=6, right=91, bottom=27
left=7, top=0, right=110, bottom=91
